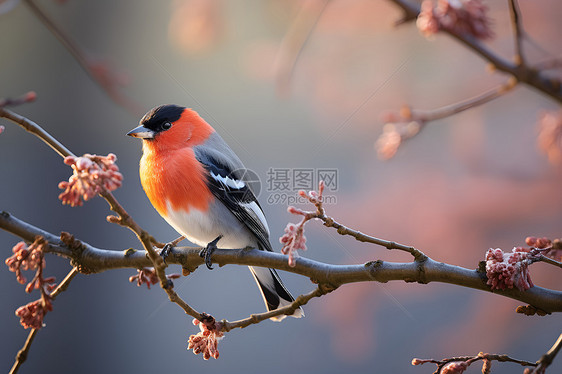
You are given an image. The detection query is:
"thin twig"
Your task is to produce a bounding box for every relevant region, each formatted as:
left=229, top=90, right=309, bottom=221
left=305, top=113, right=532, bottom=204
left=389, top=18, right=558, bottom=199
left=487, top=353, right=536, bottom=367
left=22, top=0, right=144, bottom=116
left=0, top=107, right=74, bottom=158
left=320, top=213, right=427, bottom=260
left=532, top=333, right=562, bottom=373
left=274, top=0, right=330, bottom=95
left=287, top=184, right=427, bottom=260
left=375, top=82, right=518, bottom=159
left=9, top=267, right=78, bottom=374
left=102, top=193, right=205, bottom=321
left=9, top=329, right=38, bottom=374
left=0, top=91, right=37, bottom=109
left=223, top=284, right=334, bottom=331
left=51, top=267, right=79, bottom=299
left=508, top=0, right=526, bottom=66
left=23, top=0, right=89, bottom=72
left=169, top=235, right=186, bottom=247
left=413, top=80, right=517, bottom=123
left=534, top=58, right=562, bottom=71
left=414, top=352, right=537, bottom=372
left=538, top=255, right=562, bottom=269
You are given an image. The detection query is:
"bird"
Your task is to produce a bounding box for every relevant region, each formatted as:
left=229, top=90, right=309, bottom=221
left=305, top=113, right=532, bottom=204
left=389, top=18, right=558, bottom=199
left=127, top=104, right=303, bottom=321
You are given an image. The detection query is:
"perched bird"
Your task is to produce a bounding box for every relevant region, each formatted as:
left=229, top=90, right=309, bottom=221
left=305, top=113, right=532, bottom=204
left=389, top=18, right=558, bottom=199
left=127, top=104, right=303, bottom=321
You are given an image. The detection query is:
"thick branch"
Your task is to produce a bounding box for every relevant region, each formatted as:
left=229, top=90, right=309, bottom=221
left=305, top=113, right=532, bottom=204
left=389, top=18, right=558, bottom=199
left=2, top=211, right=561, bottom=314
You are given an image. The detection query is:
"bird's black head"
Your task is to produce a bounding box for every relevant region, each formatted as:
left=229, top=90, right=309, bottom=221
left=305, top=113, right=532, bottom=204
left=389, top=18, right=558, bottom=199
left=127, top=104, right=185, bottom=139
left=140, top=104, right=185, bottom=132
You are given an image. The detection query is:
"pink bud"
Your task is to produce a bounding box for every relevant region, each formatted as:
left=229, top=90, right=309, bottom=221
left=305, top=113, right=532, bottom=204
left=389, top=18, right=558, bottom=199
left=24, top=91, right=37, bottom=102
left=75, top=157, right=93, bottom=170
left=63, top=156, right=76, bottom=165
left=442, top=361, right=469, bottom=374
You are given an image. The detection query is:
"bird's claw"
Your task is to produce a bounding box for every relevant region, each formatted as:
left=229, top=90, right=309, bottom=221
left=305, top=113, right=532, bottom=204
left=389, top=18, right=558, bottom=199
left=160, top=242, right=174, bottom=264
left=164, top=279, right=174, bottom=289
left=199, top=247, right=214, bottom=270
left=199, top=235, right=222, bottom=270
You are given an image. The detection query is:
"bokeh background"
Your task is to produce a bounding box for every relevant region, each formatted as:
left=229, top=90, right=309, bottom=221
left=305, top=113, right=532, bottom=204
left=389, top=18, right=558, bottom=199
left=1, top=0, right=561, bottom=373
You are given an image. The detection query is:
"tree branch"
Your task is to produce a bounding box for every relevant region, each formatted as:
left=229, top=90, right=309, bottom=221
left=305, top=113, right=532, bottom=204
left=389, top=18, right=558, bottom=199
left=8, top=267, right=78, bottom=374
left=413, top=80, right=517, bottom=123
left=415, top=332, right=562, bottom=373
left=0, top=107, right=74, bottom=158
left=22, top=0, right=144, bottom=116
left=537, top=254, right=562, bottom=269
left=9, top=329, right=38, bottom=374
left=508, top=0, right=526, bottom=66
left=274, top=0, right=330, bottom=95
left=223, top=284, right=334, bottom=332
left=101, top=191, right=206, bottom=321
left=374, top=80, right=518, bottom=158
left=2, top=211, right=561, bottom=314
left=533, top=333, right=562, bottom=373
left=389, top=0, right=562, bottom=103
left=413, top=351, right=537, bottom=372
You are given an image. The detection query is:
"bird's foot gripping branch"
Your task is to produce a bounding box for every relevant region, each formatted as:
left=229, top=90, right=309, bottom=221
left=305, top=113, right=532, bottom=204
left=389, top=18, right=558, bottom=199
left=1, top=98, right=562, bottom=372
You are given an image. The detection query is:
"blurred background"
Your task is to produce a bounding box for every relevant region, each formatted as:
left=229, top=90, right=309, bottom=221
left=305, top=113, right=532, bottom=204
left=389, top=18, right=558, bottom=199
left=1, top=0, right=561, bottom=373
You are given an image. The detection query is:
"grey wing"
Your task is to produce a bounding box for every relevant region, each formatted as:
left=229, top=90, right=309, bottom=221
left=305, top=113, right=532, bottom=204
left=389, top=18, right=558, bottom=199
left=193, top=134, right=273, bottom=252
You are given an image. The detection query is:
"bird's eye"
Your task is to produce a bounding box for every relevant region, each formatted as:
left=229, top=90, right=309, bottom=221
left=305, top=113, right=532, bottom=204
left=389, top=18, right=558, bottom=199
left=162, top=122, right=172, bottom=130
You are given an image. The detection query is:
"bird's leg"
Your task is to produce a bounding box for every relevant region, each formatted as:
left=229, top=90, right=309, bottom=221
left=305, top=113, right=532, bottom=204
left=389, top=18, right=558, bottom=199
left=160, top=236, right=185, bottom=264
left=200, top=235, right=223, bottom=270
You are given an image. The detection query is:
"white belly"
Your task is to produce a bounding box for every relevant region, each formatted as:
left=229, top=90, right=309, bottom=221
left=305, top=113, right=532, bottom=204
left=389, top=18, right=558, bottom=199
left=164, top=200, right=258, bottom=249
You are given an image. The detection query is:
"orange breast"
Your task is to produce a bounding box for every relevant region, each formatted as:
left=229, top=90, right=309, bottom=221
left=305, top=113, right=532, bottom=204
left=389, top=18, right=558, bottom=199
left=139, top=146, right=212, bottom=216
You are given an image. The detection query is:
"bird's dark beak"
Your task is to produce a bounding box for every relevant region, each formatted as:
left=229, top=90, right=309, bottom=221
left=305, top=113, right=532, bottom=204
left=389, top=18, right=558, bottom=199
left=127, top=125, right=155, bottom=139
